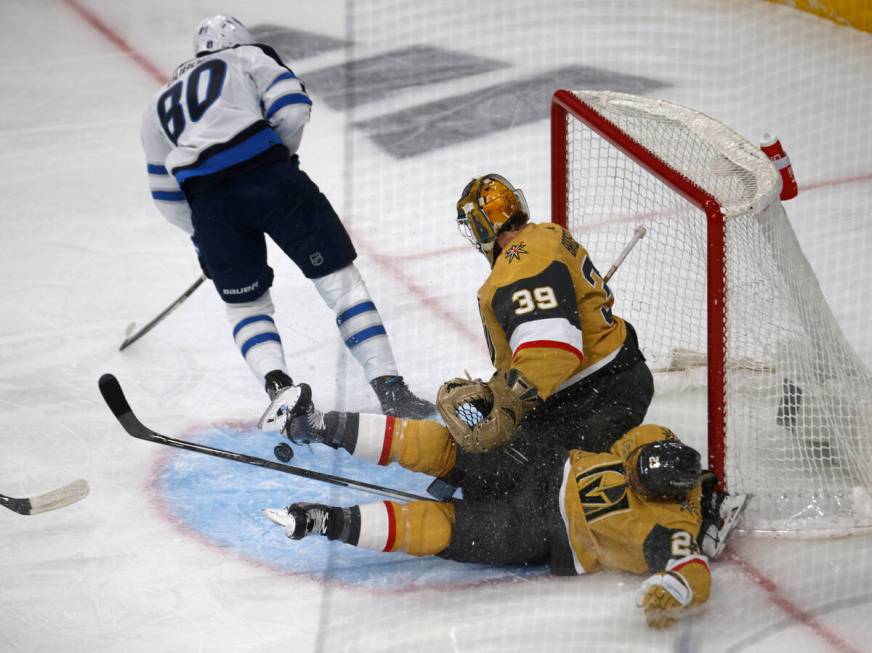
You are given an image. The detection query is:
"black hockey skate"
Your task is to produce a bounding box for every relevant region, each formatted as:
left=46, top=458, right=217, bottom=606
left=698, top=471, right=752, bottom=559
left=264, top=369, right=293, bottom=400
left=263, top=502, right=334, bottom=540
left=257, top=382, right=311, bottom=436
left=371, top=375, right=437, bottom=419
left=257, top=383, right=338, bottom=446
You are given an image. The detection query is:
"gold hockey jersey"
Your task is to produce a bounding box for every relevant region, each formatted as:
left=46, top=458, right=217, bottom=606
left=559, top=425, right=705, bottom=576
left=477, top=222, right=627, bottom=399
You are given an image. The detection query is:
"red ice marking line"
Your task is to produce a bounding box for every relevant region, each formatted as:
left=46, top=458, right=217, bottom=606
left=61, top=0, right=168, bottom=86
left=725, top=552, right=862, bottom=653
left=800, top=171, right=872, bottom=192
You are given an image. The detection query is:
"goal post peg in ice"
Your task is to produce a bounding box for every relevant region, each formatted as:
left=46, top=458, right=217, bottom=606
left=760, top=133, right=798, bottom=201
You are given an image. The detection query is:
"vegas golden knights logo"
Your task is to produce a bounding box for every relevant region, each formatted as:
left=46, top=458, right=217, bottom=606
left=504, top=242, right=528, bottom=263
left=576, top=461, right=630, bottom=523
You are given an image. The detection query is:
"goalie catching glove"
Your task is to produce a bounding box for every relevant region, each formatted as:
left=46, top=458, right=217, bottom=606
left=436, top=368, right=540, bottom=452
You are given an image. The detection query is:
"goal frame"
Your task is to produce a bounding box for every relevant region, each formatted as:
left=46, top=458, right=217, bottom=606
left=550, top=89, right=727, bottom=489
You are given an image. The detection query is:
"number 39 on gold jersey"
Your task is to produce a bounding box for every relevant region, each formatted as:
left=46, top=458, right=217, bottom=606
left=512, top=286, right=558, bottom=314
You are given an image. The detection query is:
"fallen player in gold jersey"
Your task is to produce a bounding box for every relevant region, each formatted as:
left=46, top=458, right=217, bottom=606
left=265, top=424, right=750, bottom=630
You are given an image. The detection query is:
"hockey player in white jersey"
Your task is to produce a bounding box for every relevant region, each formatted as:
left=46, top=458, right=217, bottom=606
left=140, top=15, right=434, bottom=418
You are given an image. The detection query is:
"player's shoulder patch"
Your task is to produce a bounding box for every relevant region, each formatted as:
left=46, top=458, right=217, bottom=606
left=560, top=229, right=580, bottom=257
left=502, top=241, right=529, bottom=263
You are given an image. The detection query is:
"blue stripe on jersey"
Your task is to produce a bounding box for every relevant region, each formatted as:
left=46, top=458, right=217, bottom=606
left=174, top=128, right=283, bottom=183
left=233, top=314, right=276, bottom=338
left=265, top=93, right=312, bottom=119
left=147, top=163, right=168, bottom=175
left=336, top=301, right=377, bottom=326
left=344, top=325, right=387, bottom=348
left=266, top=71, right=297, bottom=93
left=152, top=190, right=186, bottom=202
left=241, top=332, right=282, bottom=357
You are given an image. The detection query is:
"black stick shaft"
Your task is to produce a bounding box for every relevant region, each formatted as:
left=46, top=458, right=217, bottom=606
left=98, top=374, right=430, bottom=503
left=0, top=493, right=31, bottom=515
left=119, top=275, right=206, bottom=351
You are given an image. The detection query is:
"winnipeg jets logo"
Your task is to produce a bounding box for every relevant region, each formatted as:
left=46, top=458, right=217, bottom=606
left=504, top=242, right=528, bottom=263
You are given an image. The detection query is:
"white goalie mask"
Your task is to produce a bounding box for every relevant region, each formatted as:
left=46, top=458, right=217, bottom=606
left=194, top=15, right=254, bottom=55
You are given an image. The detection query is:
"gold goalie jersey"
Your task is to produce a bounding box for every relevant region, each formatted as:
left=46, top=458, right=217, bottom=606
left=478, top=222, right=627, bottom=398
left=559, top=424, right=706, bottom=579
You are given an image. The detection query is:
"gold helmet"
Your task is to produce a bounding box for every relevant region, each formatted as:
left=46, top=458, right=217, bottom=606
left=456, top=174, right=530, bottom=265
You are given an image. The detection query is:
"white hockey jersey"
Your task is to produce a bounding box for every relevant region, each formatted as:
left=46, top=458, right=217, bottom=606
left=140, top=44, right=312, bottom=235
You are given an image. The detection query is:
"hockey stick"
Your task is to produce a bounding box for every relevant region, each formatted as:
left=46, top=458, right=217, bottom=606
left=97, top=373, right=430, bottom=503
left=0, top=479, right=89, bottom=515
left=603, top=226, right=647, bottom=283
left=119, top=274, right=206, bottom=351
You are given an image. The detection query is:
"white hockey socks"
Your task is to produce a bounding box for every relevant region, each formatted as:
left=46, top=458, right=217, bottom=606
left=312, top=264, right=398, bottom=382
left=226, top=291, right=288, bottom=383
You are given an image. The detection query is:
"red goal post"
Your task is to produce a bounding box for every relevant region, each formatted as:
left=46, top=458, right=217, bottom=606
left=550, top=89, right=872, bottom=535
left=552, top=89, right=728, bottom=490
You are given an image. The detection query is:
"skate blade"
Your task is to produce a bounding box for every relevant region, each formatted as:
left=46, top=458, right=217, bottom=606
left=257, top=386, right=304, bottom=431
left=262, top=507, right=295, bottom=529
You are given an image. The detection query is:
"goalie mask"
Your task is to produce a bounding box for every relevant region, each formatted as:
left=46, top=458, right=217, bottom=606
left=194, top=15, right=254, bottom=55
left=456, top=174, right=530, bottom=266
left=627, top=440, right=701, bottom=501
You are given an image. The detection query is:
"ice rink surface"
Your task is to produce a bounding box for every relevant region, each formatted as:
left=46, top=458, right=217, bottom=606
left=1, top=1, right=871, bottom=651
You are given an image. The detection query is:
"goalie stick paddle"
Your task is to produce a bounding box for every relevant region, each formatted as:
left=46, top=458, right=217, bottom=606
left=0, top=479, right=90, bottom=515
left=119, top=274, right=206, bottom=352
left=97, top=373, right=430, bottom=503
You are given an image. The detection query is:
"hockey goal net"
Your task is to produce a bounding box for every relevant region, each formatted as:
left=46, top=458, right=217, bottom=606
left=552, top=89, right=872, bottom=535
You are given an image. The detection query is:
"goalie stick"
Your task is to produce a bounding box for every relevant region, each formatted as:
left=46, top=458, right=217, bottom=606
left=97, top=373, right=430, bottom=503
left=119, top=274, right=206, bottom=351
left=0, top=479, right=89, bottom=515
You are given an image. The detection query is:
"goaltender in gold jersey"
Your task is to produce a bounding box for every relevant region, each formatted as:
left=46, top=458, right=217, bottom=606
left=478, top=217, right=628, bottom=399
left=257, top=173, right=654, bottom=499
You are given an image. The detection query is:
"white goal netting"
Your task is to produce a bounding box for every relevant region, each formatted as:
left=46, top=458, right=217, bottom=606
left=555, top=90, right=872, bottom=535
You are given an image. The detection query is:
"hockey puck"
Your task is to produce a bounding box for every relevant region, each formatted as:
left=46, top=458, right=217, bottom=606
left=274, top=442, right=294, bottom=462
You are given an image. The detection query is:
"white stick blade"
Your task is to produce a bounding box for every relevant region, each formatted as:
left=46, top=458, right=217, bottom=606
left=27, top=479, right=90, bottom=514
